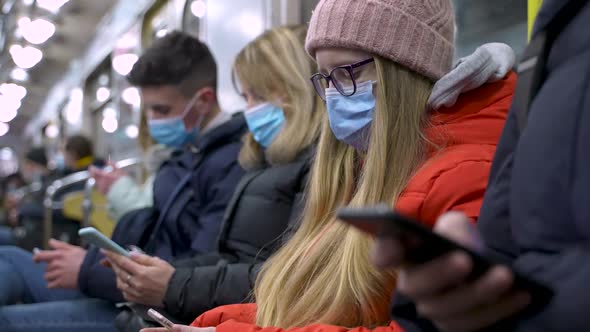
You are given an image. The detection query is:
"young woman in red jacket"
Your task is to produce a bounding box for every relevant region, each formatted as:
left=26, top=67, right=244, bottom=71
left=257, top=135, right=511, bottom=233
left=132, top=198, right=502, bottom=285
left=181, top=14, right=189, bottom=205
left=142, top=0, right=517, bottom=331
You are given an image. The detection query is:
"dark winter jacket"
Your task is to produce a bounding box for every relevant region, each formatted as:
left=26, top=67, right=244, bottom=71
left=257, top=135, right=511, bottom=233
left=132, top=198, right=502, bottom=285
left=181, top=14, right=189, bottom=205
left=162, top=149, right=313, bottom=323
left=78, top=114, right=247, bottom=302
left=392, top=1, right=590, bottom=331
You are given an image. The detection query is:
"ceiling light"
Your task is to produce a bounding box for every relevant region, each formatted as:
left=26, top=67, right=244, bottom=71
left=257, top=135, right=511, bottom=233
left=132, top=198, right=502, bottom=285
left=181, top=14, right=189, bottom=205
left=17, top=16, right=31, bottom=28
left=0, top=122, right=9, bottom=137
left=112, top=53, right=139, bottom=76
left=125, top=125, right=139, bottom=139
left=70, top=87, right=83, bottom=102
left=0, top=83, right=27, bottom=101
left=102, top=117, right=118, bottom=133
left=36, top=0, right=69, bottom=13
left=0, top=147, right=14, bottom=159
left=155, top=29, right=169, bottom=38
left=10, top=68, right=29, bottom=82
left=65, top=102, right=81, bottom=125
left=0, top=96, right=19, bottom=122
left=22, top=0, right=35, bottom=6
left=0, top=109, right=17, bottom=122
left=65, top=88, right=83, bottom=125
left=122, top=87, right=141, bottom=106
left=191, top=0, right=207, bottom=18
left=44, top=123, right=59, bottom=138
left=21, top=18, right=56, bottom=45
left=14, top=17, right=30, bottom=39
left=9, top=44, right=43, bottom=69
left=102, top=107, right=117, bottom=119
left=96, top=87, right=111, bottom=103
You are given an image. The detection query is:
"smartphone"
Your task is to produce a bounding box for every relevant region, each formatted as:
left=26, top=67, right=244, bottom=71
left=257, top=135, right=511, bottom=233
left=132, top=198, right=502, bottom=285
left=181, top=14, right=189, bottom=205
left=127, top=245, right=145, bottom=254
left=78, top=227, right=130, bottom=257
left=336, top=204, right=553, bottom=312
left=147, top=308, right=174, bottom=331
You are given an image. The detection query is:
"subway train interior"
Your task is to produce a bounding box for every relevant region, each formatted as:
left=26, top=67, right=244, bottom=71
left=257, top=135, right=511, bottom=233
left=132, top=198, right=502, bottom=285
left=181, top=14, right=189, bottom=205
left=0, top=1, right=530, bottom=250
left=0, top=0, right=556, bottom=332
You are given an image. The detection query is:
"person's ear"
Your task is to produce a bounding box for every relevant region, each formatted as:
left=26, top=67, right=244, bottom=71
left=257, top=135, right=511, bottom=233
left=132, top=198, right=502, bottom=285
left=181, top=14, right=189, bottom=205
left=183, top=87, right=216, bottom=130
left=196, top=87, right=216, bottom=108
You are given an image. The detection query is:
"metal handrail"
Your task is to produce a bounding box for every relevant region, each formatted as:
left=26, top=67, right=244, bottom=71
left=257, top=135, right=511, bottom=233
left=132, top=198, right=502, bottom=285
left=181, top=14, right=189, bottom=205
left=42, top=158, right=143, bottom=248
left=81, top=158, right=142, bottom=229
left=43, top=170, right=90, bottom=248
left=10, top=181, right=44, bottom=200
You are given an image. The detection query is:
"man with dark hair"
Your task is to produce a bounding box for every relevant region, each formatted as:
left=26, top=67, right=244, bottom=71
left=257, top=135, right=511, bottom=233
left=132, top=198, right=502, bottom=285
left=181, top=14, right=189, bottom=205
left=63, top=135, right=95, bottom=172
left=47, top=134, right=104, bottom=176
left=127, top=31, right=218, bottom=98
left=0, top=31, right=246, bottom=332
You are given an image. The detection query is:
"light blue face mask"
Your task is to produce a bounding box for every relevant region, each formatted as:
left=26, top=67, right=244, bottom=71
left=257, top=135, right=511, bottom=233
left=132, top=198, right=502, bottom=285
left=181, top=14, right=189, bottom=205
left=244, top=102, right=285, bottom=148
left=148, top=95, right=201, bottom=148
left=54, top=153, right=66, bottom=170
left=326, top=80, right=376, bottom=151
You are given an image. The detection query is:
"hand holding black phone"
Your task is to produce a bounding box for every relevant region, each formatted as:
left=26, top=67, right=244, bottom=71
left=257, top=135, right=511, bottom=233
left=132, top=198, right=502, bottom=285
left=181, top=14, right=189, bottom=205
left=336, top=204, right=553, bottom=313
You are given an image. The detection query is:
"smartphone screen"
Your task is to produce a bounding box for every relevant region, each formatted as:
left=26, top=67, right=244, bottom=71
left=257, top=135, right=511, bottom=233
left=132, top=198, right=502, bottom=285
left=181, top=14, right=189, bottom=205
left=78, top=227, right=130, bottom=257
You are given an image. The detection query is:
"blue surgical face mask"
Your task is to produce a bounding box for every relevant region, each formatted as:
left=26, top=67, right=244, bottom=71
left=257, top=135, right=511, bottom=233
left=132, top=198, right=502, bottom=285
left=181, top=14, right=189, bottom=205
left=326, top=80, right=376, bottom=151
left=148, top=94, right=202, bottom=148
left=54, top=153, right=66, bottom=170
left=244, top=102, right=285, bottom=148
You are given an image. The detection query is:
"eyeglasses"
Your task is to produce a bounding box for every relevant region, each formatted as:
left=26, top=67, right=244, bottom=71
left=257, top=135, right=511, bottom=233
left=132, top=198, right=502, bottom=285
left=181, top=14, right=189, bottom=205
left=311, top=58, right=375, bottom=101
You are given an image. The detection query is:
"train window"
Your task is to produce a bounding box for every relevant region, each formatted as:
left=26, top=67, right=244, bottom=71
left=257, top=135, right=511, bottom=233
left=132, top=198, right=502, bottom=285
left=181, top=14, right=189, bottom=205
left=86, top=63, right=110, bottom=159
left=86, top=60, right=113, bottom=115
left=98, top=23, right=142, bottom=161
left=142, top=0, right=180, bottom=49
left=301, top=0, right=320, bottom=23
left=198, top=0, right=266, bottom=113
left=454, top=0, right=527, bottom=58
left=183, top=0, right=203, bottom=38
left=298, top=0, right=526, bottom=60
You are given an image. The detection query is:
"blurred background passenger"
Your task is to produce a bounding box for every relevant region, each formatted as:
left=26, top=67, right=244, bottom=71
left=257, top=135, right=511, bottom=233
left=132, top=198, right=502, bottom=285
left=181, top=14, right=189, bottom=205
left=0, top=147, right=49, bottom=245
left=90, top=136, right=174, bottom=221
left=61, top=134, right=105, bottom=174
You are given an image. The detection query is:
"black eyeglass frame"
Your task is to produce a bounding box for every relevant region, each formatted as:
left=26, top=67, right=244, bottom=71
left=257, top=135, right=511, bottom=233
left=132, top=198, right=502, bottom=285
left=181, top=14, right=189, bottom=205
left=310, top=58, right=375, bottom=101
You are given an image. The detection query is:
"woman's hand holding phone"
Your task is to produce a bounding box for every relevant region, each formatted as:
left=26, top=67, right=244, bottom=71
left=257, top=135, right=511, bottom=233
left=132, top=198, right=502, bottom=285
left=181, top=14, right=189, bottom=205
left=102, top=250, right=175, bottom=307
left=374, top=212, right=532, bottom=332
left=139, top=327, right=215, bottom=332
left=140, top=324, right=215, bottom=332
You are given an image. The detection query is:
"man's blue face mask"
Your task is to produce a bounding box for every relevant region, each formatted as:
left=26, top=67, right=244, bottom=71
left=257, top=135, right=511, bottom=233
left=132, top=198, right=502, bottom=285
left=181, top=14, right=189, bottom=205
left=148, top=94, right=202, bottom=148
left=244, top=102, right=285, bottom=148
left=326, top=80, right=376, bottom=151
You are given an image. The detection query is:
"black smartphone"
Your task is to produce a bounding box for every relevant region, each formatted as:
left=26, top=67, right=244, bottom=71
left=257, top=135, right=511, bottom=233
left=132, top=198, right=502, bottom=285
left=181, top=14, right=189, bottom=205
left=336, top=204, right=553, bottom=312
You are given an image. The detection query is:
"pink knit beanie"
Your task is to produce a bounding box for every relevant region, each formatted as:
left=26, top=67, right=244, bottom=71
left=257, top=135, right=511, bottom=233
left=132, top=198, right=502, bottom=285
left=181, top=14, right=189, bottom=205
left=306, top=0, right=455, bottom=81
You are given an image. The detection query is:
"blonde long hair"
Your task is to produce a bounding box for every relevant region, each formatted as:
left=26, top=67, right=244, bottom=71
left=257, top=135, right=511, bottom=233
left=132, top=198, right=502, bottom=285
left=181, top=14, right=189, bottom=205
left=234, top=26, right=323, bottom=170
left=255, top=58, right=434, bottom=328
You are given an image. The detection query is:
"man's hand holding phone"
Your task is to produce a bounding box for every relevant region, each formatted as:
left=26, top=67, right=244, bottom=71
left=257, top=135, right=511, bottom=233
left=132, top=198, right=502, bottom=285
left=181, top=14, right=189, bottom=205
left=373, top=212, right=531, bottom=332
